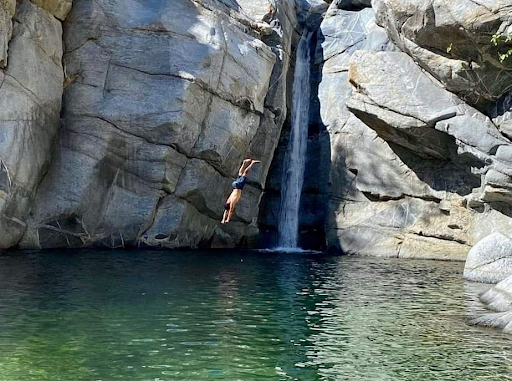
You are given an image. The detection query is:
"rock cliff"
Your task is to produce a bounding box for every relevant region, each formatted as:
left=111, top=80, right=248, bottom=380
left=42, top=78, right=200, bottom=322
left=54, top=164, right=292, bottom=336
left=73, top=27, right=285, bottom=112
left=3, top=0, right=512, bottom=256
left=10, top=0, right=298, bottom=249
left=260, top=0, right=512, bottom=259
left=322, top=0, right=512, bottom=259
left=0, top=0, right=67, bottom=249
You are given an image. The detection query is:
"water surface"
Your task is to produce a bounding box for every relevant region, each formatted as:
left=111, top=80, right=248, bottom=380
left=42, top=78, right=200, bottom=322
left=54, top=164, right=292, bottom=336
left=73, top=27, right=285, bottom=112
left=0, top=250, right=510, bottom=380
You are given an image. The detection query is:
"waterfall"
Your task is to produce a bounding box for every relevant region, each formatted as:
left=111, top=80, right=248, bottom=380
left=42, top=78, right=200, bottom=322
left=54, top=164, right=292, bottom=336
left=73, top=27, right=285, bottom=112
left=277, top=32, right=312, bottom=249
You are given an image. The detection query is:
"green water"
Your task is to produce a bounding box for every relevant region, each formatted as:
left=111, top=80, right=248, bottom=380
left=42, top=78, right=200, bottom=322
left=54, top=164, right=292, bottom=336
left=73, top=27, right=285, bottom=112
left=0, top=250, right=511, bottom=380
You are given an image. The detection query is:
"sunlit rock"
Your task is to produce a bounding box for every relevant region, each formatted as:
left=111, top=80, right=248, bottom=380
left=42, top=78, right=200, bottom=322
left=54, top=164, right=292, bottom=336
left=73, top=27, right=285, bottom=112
left=21, top=0, right=295, bottom=249
left=373, top=0, right=512, bottom=111
left=464, top=233, right=512, bottom=283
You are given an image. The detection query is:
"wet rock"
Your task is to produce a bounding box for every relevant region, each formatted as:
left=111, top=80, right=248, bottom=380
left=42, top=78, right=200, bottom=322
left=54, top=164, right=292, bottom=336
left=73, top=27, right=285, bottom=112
left=471, top=275, right=512, bottom=333
left=463, top=233, right=512, bottom=283
left=481, top=275, right=512, bottom=312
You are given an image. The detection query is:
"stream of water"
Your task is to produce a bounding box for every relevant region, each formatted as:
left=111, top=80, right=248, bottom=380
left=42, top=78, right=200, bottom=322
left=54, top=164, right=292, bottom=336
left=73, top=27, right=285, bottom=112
left=278, top=32, right=312, bottom=249
left=0, top=250, right=511, bottom=380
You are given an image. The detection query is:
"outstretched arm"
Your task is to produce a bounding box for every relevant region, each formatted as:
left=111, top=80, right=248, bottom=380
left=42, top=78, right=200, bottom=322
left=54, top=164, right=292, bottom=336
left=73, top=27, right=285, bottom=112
left=242, top=160, right=260, bottom=176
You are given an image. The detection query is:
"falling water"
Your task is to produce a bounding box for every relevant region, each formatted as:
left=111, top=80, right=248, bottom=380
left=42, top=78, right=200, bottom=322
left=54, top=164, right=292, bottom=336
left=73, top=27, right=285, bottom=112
left=277, top=32, right=312, bottom=249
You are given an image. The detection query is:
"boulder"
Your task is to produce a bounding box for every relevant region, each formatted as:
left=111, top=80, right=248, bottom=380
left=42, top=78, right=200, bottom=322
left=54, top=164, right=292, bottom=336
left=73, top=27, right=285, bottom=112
left=373, top=0, right=512, bottom=112
left=470, top=275, right=512, bottom=333
left=463, top=232, right=512, bottom=283
left=481, top=274, right=512, bottom=312
left=347, top=51, right=507, bottom=161
left=30, top=0, right=72, bottom=20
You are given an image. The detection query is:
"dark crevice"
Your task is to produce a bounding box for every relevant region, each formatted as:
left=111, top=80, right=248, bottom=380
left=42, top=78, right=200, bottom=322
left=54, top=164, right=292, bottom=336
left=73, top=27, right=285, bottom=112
left=362, top=191, right=442, bottom=203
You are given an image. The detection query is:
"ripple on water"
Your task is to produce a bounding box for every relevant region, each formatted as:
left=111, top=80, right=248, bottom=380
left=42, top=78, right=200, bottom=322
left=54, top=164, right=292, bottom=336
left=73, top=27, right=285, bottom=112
left=0, top=251, right=511, bottom=381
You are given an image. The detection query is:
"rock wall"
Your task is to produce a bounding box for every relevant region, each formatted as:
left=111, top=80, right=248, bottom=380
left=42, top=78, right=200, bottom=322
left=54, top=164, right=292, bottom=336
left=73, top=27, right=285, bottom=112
left=3, top=0, right=512, bottom=255
left=258, top=0, right=512, bottom=259
left=0, top=0, right=69, bottom=249
left=14, top=0, right=297, bottom=249
left=322, top=1, right=512, bottom=259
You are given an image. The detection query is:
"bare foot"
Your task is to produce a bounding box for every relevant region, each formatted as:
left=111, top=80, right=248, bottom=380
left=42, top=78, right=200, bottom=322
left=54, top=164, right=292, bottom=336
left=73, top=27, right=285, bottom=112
left=243, top=158, right=252, bottom=164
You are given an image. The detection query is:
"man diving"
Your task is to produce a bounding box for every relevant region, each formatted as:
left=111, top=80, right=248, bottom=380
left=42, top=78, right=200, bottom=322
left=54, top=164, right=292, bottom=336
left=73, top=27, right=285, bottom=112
left=221, top=159, right=260, bottom=224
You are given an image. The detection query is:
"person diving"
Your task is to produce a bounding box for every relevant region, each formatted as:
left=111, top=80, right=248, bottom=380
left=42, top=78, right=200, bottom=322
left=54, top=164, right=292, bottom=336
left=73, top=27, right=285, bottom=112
left=221, top=159, right=260, bottom=224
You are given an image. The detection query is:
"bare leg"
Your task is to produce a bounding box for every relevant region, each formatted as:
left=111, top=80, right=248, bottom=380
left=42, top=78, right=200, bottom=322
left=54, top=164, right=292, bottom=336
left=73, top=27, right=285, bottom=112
left=226, top=204, right=236, bottom=223
left=221, top=209, right=229, bottom=224
left=238, top=159, right=252, bottom=176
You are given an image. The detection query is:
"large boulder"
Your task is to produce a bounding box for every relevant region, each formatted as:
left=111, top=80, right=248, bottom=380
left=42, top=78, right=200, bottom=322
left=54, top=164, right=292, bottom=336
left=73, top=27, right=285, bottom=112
left=373, top=0, right=512, bottom=112
left=463, top=232, right=512, bottom=283
left=20, top=0, right=294, bottom=249
left=347, top=51, right=507, bottom=161
left=347, top=51, right=512, bottom=209
left=481, top=274, right=512, bottom=312
left=470, top=274, right=512, bottom=333
left=0, top=0, right=65, bottom=248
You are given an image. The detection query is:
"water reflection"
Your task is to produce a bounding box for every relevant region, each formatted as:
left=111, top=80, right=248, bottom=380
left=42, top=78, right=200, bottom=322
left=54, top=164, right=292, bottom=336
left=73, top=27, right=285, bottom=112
left=0, top=251, right=511, bottom=380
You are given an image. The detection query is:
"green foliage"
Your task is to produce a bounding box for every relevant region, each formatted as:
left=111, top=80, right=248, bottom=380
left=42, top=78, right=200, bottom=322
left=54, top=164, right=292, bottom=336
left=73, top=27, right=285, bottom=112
left=491, top=33, right=512, bottom=62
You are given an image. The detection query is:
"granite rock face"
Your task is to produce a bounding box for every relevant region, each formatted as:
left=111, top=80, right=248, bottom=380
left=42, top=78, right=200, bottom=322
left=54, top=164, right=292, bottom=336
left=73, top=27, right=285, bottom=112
left=260, top=4, right=512, bottom=259
left=4, top=0, right=512, bottom=255
left=20, top=0, right=297, bottom=249
left=471, top=274, right=512, bottom=333
left=300, top=8, right=478, bottom=258
left=0, top=0, right=65, bottom=249
left=463, top=233, right=512, bottom=283
left=373, top=0, right=512, bottom=112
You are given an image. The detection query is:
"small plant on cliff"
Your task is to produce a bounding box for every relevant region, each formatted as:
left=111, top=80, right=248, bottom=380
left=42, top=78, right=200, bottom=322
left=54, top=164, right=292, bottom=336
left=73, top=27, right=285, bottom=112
left=491, top=33, right=512, bottom=62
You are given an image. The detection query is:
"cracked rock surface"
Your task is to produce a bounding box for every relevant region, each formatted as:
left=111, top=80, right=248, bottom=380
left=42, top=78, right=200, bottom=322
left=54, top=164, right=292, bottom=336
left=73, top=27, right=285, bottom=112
left=19, top=0, right=296, bottom=249
left=0, top=0, right=64, bottom=249
left=373, top=0, right=512, bottom=112
left=258, top=4, right=512, bottom=259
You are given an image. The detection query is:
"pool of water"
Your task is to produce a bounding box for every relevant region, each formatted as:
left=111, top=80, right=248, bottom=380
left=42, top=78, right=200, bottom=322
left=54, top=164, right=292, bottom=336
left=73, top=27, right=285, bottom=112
left=0, top=250, right=510, bottom=380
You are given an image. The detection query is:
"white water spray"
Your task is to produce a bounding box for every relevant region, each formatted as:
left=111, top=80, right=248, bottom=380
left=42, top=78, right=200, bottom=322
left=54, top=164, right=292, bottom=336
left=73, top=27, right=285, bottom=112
left=277, top=32, right=312, bottom=248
